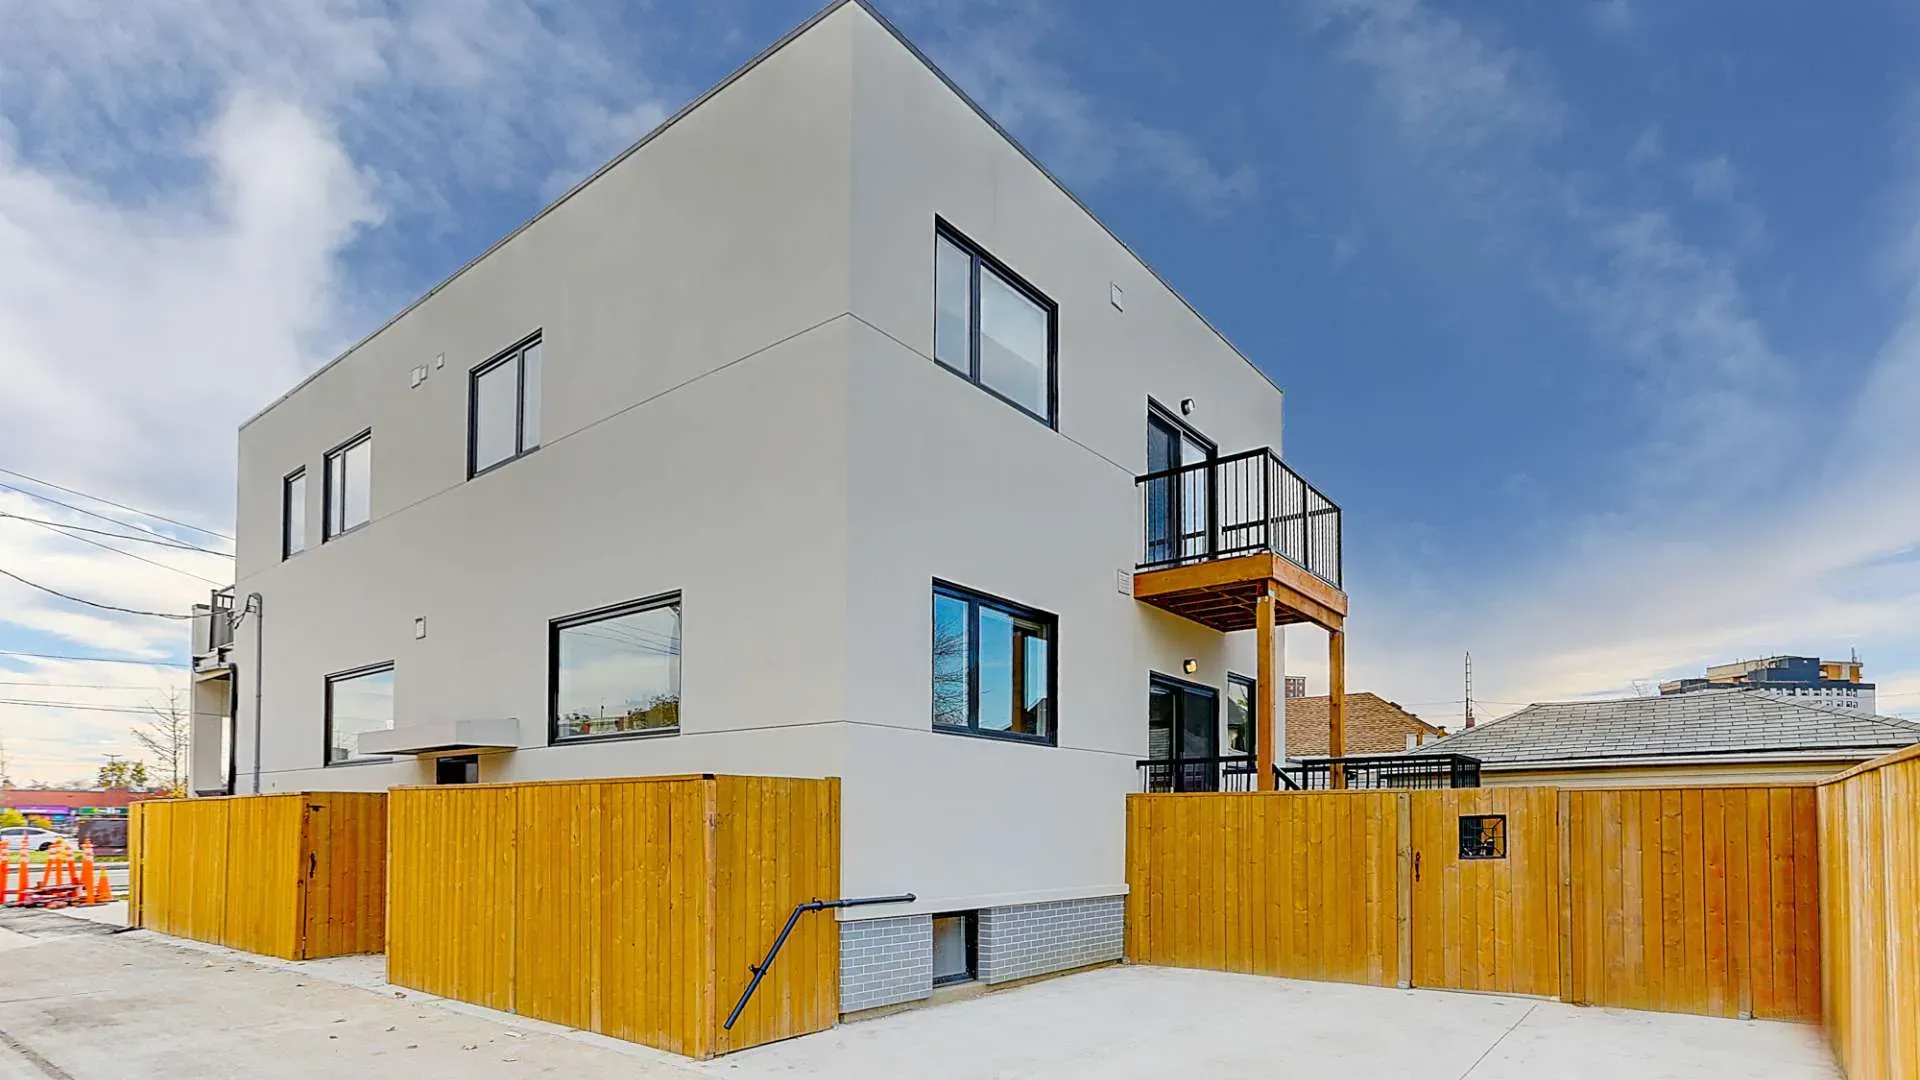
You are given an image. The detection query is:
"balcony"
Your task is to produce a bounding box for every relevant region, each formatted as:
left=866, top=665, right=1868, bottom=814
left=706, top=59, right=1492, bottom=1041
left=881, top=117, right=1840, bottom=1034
left=190, top=587, right=235, bottom=674
left=1134, top=754, right=1483, bottom=793
left=1132, top=448, right=1346, bottom=633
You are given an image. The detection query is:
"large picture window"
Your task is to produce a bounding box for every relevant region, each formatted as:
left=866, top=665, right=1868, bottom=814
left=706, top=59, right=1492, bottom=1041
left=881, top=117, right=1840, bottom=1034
left=323, top=431, right=371, bottom=539
left=325, top=663, right=394, bottom=765
left=933, top=223, right=1055, bottom=425
left=469, top=334, right=543, bottom=476
left=551, top=594, right=682, bottom=742
left=932, top=582, right=1055, bottom=744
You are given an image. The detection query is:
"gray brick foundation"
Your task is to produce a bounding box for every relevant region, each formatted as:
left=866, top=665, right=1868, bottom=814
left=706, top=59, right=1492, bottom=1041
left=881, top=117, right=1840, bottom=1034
left=839, top=914, right=932, bottom=1013
left=976, top=895, right=1125, bottom=984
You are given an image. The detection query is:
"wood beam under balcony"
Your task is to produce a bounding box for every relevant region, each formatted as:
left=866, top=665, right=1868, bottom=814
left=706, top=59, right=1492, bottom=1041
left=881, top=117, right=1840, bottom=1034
left=1132, top=552, right=1348, bottom=633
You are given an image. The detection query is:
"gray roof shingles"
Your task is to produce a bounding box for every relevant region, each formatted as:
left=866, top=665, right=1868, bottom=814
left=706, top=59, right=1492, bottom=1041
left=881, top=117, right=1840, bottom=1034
left=1407, top=688, right=1920, bottom=766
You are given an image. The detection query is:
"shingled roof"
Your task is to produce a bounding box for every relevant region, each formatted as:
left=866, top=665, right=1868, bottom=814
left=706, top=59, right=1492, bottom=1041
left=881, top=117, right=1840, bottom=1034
left=1287, top=693, right=1446, bottom=757
left=1408, top=688, right=1920, bottom=766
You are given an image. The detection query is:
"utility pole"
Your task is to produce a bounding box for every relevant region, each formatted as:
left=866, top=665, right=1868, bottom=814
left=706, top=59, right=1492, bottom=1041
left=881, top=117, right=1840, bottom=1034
left=1464, top=652, right=1475, bottom=729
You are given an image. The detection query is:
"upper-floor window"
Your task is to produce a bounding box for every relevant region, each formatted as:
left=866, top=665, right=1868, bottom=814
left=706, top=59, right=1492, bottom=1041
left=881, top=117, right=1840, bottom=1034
left=932, top=581, right=1055, bottom=744
left=550, top=593, right=682, bottom=743
left=934, top=224, right=1055, bottom=425
left=323, top=431, right=371, bottom=540
left=282, top=468, right=307, bottom=559
left=325, top=662, right=394, bottom=765
left=470, top=334, right=542, bottom=476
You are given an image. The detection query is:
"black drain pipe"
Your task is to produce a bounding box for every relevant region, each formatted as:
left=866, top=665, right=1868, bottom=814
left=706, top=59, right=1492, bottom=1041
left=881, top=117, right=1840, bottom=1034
left=724, top=893, right=915, bottom=1031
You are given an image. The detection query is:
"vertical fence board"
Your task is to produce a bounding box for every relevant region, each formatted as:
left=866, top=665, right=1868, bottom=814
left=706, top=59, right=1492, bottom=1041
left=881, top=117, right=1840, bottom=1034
left=128, top=794, right=383, bottom=960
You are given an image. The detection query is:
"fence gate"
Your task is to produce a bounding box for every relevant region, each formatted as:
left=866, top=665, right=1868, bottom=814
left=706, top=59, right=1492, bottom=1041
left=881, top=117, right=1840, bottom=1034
left=1408, top=789, right=1561, bottom=997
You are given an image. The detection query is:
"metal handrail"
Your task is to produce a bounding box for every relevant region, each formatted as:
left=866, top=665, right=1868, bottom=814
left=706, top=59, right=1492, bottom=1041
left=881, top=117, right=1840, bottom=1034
left=724, top=893, right=916, bottom=1031
left=1135, top=446, right=1341, bottom=588
left=1282, top=754, right=1482, bottom=791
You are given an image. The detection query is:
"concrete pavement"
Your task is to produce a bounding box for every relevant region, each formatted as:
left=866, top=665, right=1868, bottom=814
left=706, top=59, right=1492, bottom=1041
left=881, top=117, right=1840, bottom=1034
left=0, top=907, right=1842, bottom=1079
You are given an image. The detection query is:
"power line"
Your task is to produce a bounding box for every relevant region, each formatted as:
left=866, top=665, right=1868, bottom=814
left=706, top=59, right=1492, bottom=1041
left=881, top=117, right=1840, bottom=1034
left=0, top=511, right=231, bottom=556
left=0, top=466, right=232, bottom=541
left=0, top=681, right=176, bottom=691
left=0, top=649, right=176, bottom=667
left=0, top=566, right=189, bottom=620
left=0, top=698, right=161, bottom=716
left=0, top=480, right=234, bottom=558
left=15, top=518, right=226, bottom=587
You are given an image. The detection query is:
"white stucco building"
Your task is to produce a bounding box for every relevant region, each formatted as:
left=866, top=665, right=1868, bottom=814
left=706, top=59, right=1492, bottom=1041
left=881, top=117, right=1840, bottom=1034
left=188, top=0, right=1349, bottom=1011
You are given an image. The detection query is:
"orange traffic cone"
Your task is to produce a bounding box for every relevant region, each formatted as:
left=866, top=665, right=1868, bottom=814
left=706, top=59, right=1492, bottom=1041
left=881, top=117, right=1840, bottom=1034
left=78, top=844, right=93, bottom=900
left=0, top=850, right=10, bottom=906
left=13, top=848, right=27, bottom=900
left=93, top=868, right=113, bottom=904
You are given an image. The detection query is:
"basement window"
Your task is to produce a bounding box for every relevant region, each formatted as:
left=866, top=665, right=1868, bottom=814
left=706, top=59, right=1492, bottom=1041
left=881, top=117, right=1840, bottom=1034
left=932, top=912, right=977, bottom=986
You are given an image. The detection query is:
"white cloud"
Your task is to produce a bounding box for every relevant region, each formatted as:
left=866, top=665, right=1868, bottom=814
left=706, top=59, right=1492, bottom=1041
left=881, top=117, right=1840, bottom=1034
left=0, top=0, right=675, bottom=782
left=1293, top=0, right=1920, bottom=730
left=900, top=0, right=1256, bottom=215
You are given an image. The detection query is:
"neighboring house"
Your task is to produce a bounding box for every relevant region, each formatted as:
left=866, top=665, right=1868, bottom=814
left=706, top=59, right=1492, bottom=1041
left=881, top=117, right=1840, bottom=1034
left=1408, top=688, right=1920, bottom=788
left=2, top=784, right=154, bottom=824
left=186, top=0, right=1349, bottom=1012
left=1285, top=693, right=1444, bottom=757
left=1659, top=654, right=1877, bottom=714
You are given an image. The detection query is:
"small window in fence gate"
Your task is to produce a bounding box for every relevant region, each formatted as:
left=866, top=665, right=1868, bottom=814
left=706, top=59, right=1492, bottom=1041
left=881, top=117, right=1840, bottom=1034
left=1459, top=814, right=1507, bottom=860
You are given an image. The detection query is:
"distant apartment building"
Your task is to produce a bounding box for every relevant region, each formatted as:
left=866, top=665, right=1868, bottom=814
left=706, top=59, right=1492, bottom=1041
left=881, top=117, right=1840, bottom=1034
left=1659, top=655, right=1877, bottom=714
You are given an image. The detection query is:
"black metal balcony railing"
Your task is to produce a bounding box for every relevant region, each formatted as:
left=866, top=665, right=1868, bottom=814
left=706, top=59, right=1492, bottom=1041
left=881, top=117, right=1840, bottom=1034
left=1136, top=447, right=1341, bottom=589
left=1281, top=754, right=1482, bottom=791
left=1135, top=756, right=1304, bottom=793
left=208, top=587, right=235, bottom=651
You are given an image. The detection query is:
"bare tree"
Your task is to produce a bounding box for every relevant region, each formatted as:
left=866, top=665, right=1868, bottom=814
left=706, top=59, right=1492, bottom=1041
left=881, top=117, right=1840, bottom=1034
left=134, top=689, right=191, bottom=796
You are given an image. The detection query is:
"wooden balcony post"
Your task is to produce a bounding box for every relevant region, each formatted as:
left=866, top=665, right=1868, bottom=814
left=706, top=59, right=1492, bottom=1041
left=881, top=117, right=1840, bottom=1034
left=1328, top=627, right=1347, bottom=789
left=1255, top=584, right=1277, bottom=792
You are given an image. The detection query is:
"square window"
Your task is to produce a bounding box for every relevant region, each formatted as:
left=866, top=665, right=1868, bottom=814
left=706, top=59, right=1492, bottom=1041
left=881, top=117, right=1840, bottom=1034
left=931, top=223, right=1055, bottom=425
left=551, top=594, right=681, bottom=742
left=1459, top=814, right=1507, bottom=860
left=930, top=583, right=1055, bottom=744
left=470, top=335, right=543, bottom=476
left=325, top=664, right=394, bottom=764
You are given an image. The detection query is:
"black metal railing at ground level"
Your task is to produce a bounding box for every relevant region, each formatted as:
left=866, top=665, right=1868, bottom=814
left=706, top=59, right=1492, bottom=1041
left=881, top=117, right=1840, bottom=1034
left=1136, top=447, right=1341, bottom=589
left=1281, top=754, right=1482, bottom=791
left=1136, top=753, right=1482, bottom=793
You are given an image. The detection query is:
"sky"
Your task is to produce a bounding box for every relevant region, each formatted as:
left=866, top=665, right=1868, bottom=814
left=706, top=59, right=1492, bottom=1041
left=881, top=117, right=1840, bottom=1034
left=1, top=0, right=1919, bottom=781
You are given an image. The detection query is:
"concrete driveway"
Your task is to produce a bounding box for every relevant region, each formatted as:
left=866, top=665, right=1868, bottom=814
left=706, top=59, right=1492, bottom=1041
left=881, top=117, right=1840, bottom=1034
left=0, top=909, right=1839, bottom=1079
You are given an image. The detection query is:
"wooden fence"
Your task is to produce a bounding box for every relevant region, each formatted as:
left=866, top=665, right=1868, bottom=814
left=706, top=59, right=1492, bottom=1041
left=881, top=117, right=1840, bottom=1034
left=386, top=775, right=839, bottom=1059
left=1565, top=787, right=1820, bottom=1022
left=1127, top=784, right=1816, bottom=1023
left=1818, top=746, right=1920, bottom=1080
left=129, top=793, right=386, bottom=960
left=1126, top=791, right=1404, bottom=987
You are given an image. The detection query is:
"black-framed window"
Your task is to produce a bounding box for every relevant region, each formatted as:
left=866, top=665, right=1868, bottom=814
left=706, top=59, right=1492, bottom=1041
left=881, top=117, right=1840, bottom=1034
left=550, top=593, right=681, bottom=743
left=325, top=663, right=394, bottom=765
left=469, top=334, right=543, bottom=477
left=1226, top=673, right=1256, bottom=756
left=933, top=222, right=1056, bottom=426
left=323, top=431, right=371, bottom=540
left=282, top=468, right=307, bottom=559
left=932, top=582, right=1055, bottom=744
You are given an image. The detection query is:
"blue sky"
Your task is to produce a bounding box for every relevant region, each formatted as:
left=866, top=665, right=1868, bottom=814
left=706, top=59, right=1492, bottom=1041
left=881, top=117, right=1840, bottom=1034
left=2, top=0, right=1919, bottom=778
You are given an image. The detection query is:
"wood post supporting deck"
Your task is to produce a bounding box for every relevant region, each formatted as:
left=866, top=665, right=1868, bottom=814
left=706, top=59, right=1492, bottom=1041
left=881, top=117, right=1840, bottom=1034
left=1255, top=584, right=1277, bottom=792
left=1328, top=628, right=1347, bottom=789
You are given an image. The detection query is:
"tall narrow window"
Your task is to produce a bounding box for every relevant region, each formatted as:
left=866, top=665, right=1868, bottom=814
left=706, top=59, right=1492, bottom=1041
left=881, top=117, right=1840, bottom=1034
left=931, top=582, right=1055, bottom=744
left=1226, top=674, right=1256, bottom=756
left=323, top=432, right=371, bottom=540
left=282, top=468, right=307, bottom=559
left=932, top=224, right=1055, bottom=425
left=470, top=334, right=542, bottom=476
left=551, top=594, right=682, bottom=742
left=325, top=663, right=394, bottom=764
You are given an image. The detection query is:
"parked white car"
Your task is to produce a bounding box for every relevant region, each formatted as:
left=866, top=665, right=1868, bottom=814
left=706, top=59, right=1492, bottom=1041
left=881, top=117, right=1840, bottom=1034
left=0, top=827, right=62, bottom=852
